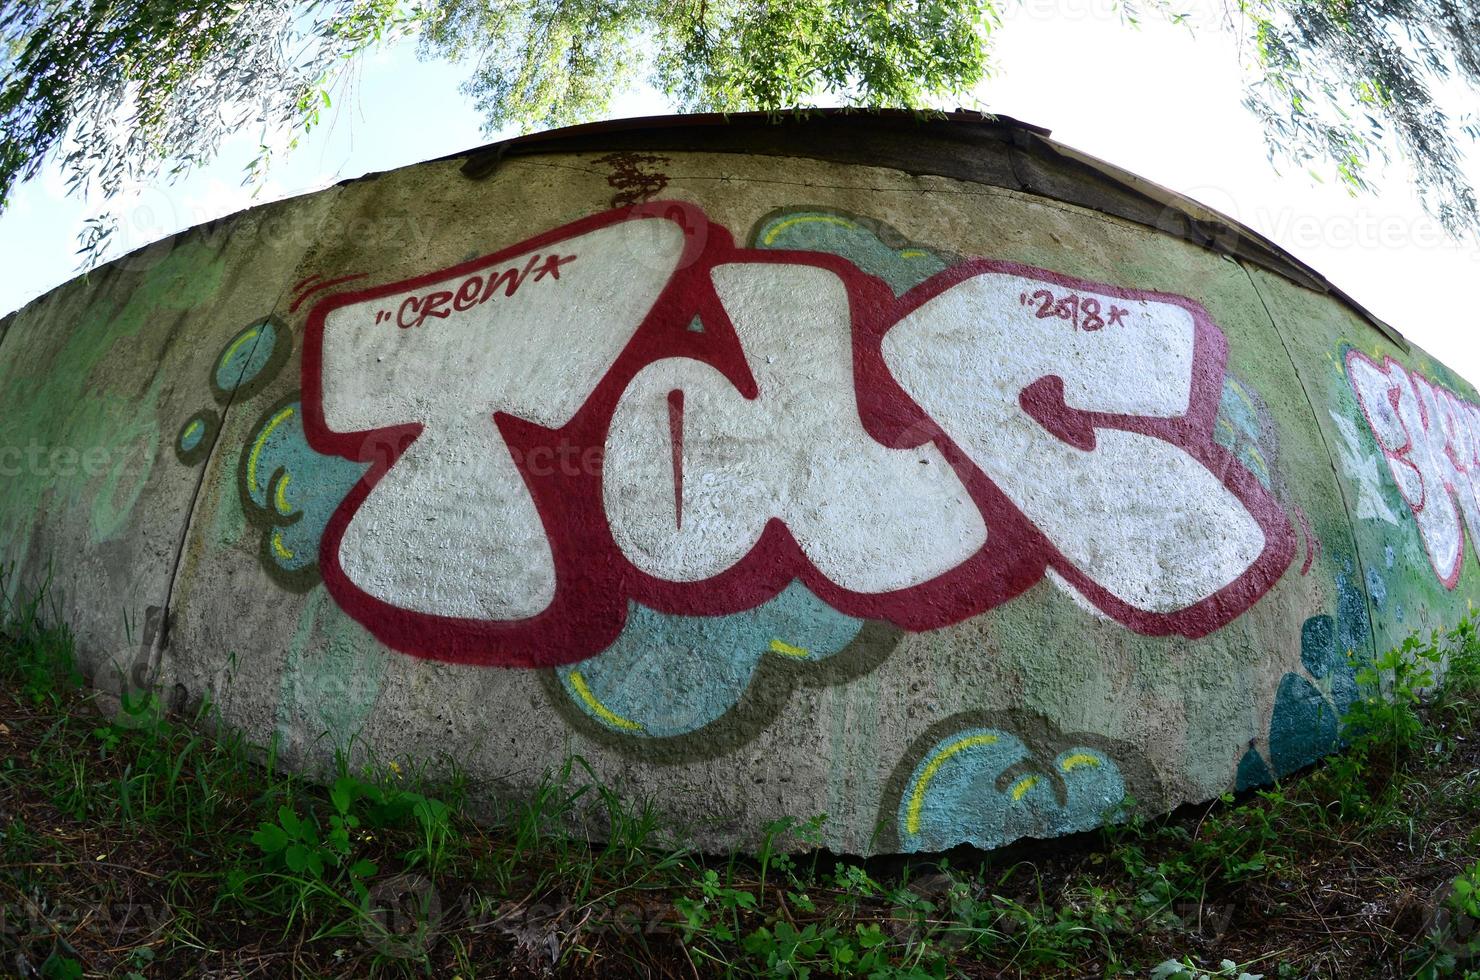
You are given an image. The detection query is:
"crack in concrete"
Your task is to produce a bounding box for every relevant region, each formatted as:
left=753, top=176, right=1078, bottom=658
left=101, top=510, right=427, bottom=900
left=1238, top=259, right=1381, bottom=664
left=145, top=208, right=334, bottom=704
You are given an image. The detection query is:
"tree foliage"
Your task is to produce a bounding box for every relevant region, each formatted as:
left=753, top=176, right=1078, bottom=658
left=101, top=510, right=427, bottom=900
left=2, top=0, right=1480, bottom=270
left=418, top=0, right=999, bottom=131
left=1234, top=0, right=1480, bottom=234
left=0, top=0, right=412, bottom=257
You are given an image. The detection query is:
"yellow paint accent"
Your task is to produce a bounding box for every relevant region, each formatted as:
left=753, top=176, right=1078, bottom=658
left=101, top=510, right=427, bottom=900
left=1058, top=753, right=1102, bottom=772
left=247, top=406, right=295, bottom=493
left=219, top=327, right=261, bottom=373
left=183, top=420, right=202, bottom=442
left=769, top=638, right=809, bottom=658
left=1213, top=416, right=1268, bottom=478
left=899, top=249, right=929, bottom=259
left=271, top=529, right=294, bottom=561
left=1226, top=377, right=1258, bottom=414
left=761, top=214, right=859, bottom=246
left=274, top=473, right=294, bottom=515
left=905, top=733, right=999, bottom=834
left=1009, top=774, right=1040, bottom=802
left=568, top=670, right=644, bottom=732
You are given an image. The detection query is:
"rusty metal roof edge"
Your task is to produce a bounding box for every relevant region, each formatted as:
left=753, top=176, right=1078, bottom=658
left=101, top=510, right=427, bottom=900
left=445, top=107, right=1409, bottom=351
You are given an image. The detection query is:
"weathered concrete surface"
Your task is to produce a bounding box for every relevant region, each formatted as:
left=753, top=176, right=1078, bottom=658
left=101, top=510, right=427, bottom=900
left=0, top=195, right=340, bottom=693
left=2, top=112, right=1476, bottom=855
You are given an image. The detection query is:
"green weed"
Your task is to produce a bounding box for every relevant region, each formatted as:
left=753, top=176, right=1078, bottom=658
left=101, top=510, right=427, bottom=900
left=3, top=571, right=1480, bottom=976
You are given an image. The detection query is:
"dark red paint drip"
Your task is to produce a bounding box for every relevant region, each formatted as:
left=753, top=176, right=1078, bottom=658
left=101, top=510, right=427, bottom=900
left=290, top=273, right=368, bottom=313
left=667, top=388, right=685, bottom=530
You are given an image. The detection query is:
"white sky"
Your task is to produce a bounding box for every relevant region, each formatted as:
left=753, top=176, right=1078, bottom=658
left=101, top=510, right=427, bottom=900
left=2, top=3, right=1477, bottom=379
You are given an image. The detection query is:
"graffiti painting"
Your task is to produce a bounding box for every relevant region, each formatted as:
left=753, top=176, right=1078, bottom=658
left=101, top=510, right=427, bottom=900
left=296, top=202, right=1295, bottom=668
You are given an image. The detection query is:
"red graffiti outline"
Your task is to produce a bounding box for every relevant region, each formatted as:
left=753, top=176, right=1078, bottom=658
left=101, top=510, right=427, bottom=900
left=1345, top=348, right=1480, bottom=589
left=302, top=202, right=1295, bottom=668
left=290, top=273, right=367, bottom=313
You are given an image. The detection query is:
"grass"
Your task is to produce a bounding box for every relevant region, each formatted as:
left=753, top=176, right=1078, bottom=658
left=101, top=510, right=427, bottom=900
left=1, top=582, right=1480, bottom=977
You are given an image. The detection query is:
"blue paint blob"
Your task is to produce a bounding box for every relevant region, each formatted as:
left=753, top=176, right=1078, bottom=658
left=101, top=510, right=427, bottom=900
left=1213, top=378, right=1273, bottom=489
left=178, top=417, right=206, bottom=453
left=1235, top=746, right=1274, bottom=791
left=557, top=581, right=863, bottom=738
left=1217, top=379, right=1260, bottom=436
left=1268, top=673, right=1340, bottom=777
left=216, top=320, right=278, bottom=392
left=896, top=729, right=1126, bottom=853
left=243, top=400, right=366, bottom=574
left=753, top=211, right=947, bottom=295
left=1335, top=570, right=1369, bottom=662
left=1300, top=615, right=1336, bottom=679
left=174, top=410, right=219, bottom=465
left=1330, top=665, right=1361, bottom=720
left=1365, top=567, right=1387, bottom=610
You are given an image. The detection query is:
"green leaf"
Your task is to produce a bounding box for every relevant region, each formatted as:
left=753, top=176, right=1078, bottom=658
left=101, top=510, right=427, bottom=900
left=330, top=778, right=355, bottom=815
left=251, top=823, right=289, bottom=853
left=284, top=842, right=310, bottom=873
left=40, top=955, right=83, bottom=980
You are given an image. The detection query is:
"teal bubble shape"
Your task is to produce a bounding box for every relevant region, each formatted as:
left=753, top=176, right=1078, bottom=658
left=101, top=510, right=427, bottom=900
left=212, top=317, right=288, bottom=402
left=240, top=396, right=366, bottom=588
left=897, top=729, right=1125, bottom=853
left=174, top=409, right=218, bottom=466
left=753, top=210, right=948, bottom=295
left=557, top=581, right=863, bottom=738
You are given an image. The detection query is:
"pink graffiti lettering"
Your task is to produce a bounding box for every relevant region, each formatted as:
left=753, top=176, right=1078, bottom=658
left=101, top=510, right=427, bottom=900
left=1346, top=350, right=1480, bottom=587
left=302, top=204, right=1294, bottom=668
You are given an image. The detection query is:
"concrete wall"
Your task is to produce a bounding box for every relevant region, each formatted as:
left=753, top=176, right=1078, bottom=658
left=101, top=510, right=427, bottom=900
left=3, top=114, right=1476, bottom=855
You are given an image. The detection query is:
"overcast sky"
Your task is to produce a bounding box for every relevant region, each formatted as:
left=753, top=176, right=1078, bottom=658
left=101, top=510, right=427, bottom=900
left=2, top=3, right=1477, bottom=379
